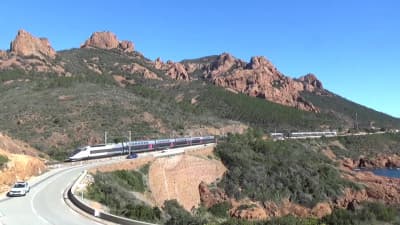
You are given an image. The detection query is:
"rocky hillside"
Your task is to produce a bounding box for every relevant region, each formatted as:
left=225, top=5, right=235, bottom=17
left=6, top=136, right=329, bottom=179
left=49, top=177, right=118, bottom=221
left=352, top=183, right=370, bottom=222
left=181, top=53, right=323, bottom=112
left=0, top=29, right=399, bottom=160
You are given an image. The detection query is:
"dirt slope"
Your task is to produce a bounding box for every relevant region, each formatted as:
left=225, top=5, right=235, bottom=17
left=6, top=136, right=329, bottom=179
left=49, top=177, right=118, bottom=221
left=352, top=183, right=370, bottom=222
left=149, top=147, right=226, bottom=211
left=0, top=133, right=46, bottom=193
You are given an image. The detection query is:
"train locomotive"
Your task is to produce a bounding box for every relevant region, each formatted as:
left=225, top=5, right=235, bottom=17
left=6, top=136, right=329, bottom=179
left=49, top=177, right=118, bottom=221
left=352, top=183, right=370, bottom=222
left=68, top=136, right=215, bottom=161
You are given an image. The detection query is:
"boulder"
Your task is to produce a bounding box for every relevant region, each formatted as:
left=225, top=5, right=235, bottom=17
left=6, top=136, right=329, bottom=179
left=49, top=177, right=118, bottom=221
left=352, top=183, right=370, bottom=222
left=198, top=181, right=228, bottom=208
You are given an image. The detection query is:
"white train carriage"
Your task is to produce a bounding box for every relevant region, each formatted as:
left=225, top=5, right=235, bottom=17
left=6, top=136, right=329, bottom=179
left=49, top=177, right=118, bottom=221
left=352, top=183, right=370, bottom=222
left=68, top=143, right=125, bottom=161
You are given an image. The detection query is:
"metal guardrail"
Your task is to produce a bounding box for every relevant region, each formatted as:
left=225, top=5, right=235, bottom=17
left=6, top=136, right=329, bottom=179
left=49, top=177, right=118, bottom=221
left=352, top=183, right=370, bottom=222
left=67, top=170, right=157, bottom=225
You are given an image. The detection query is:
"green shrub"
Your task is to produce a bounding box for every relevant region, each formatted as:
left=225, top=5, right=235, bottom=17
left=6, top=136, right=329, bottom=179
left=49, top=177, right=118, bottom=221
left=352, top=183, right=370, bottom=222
left=86, top=171, right=158, bottom=222
left=109, top=170, right=145, bottom=193
left=208, top=202, right=231, bottom=218
left=0, top=155, right=8, bottom=168
left=163, top=199, right=207, bottom=225
left=322, top=202, right=400, bottom=225
left=364, top=202, right=397, bottom=222
left=322, top=208, right=355, bottom=225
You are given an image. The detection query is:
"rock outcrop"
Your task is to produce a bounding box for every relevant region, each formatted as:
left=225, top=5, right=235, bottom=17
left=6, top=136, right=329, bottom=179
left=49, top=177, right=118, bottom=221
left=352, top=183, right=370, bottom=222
left=81, top=31, right=134, bottom=52
left=166, top=61, right=190, bottom=80
left=198, top=181, right=229, bottom=208
left=0, top=30, right=66, bottom=74
left=229, top=198, right=333, bottom=220
left=10, top=29, right=56, bottom=59
left=340, top=154, right=400, bottom=170
left=333, top=188, right=369, bottom=209
left=298, top=73, right=323, bottom=91
left=230, top=202, right=268, bottom=220
left=343, top=171, right=400, bottom=205
left=203, top=54, right=321, bottom=112
left=120, top=63, right=162, bottom=80
left=153, top=58, right=191, bottom=81
left=208, top=53, right=246, bottom=78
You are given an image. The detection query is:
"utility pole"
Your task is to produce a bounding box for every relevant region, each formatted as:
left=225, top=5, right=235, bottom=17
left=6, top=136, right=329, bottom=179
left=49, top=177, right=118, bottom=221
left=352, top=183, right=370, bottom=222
left=104, top=131, right=107, bottom=144
left=128, top=131, right=131, bottom=155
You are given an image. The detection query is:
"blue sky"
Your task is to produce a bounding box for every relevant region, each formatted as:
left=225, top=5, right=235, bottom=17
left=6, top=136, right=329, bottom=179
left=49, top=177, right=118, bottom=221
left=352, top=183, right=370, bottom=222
left=0, top=0, right=399, bottom=118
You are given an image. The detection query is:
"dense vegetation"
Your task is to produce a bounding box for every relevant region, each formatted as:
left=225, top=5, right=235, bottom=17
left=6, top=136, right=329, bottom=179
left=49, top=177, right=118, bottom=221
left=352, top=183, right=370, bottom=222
left=86, top=169, right=160, bottom=223
left=215, top=130, right=360, bottom=207
left=0, top=154, right=8, bottom=168
left=197, top=86, right=338, bottom=132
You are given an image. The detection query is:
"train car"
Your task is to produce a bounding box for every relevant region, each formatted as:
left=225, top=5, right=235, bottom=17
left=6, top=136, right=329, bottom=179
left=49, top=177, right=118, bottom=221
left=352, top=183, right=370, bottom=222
left=68, top=143, right=126, bottom=161
left=202, top=136, right=216, bottom=144
left=154, top=138, right=175, bottom=149
left=174, top=137, right=191, bottom=147
left=127, top=140, right=156, bottom=152
left=289, top=131, right=337, bottom=139
left=68, top=135, right=216, bottom=161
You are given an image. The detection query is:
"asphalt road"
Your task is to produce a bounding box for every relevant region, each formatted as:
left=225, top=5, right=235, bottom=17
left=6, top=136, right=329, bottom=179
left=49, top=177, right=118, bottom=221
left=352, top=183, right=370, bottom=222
left=0, top=162, right=112, bottom=225
left=0, top=144, right=214, bottom=225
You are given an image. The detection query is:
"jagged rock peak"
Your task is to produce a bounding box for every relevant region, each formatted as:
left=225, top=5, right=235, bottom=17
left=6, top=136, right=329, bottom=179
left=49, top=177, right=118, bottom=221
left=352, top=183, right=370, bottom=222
left=10, top=29, right=56, bottom=59
left=299, top=73, right=323, bottom=90
left=247, top=56, right=275, bottom=70
left=218, top=52, right=236, bottom=62
left=81, top=31, right=134, bottom=52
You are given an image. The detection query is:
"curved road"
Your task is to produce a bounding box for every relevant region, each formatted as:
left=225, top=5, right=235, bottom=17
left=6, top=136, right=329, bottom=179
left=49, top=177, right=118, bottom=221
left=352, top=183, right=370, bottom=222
left=0, top=145, right=214, bottom=225
left=0, top=160, right=121, bottom=225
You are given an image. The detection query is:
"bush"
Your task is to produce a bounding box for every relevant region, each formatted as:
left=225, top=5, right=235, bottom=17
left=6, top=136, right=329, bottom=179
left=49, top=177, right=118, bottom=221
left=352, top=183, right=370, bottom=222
left=163, top=199, right=207, bottom=225
left=0, top=155, right=8, bottom=168
left=86, top=171, right=159, bottom=222
left=364, top=202, right=397, bottom=222
left=322, top=202, right=400, bottom=225
left=112, top=170, right=145, bottom=193
left=208, top=202, right=231, bottom=218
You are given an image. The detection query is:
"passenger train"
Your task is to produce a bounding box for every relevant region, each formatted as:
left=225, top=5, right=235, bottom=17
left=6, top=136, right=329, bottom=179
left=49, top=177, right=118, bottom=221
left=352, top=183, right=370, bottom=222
left=68, top=136, right=215, bottom=161
left=270, top=131, right=337, bottom=140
